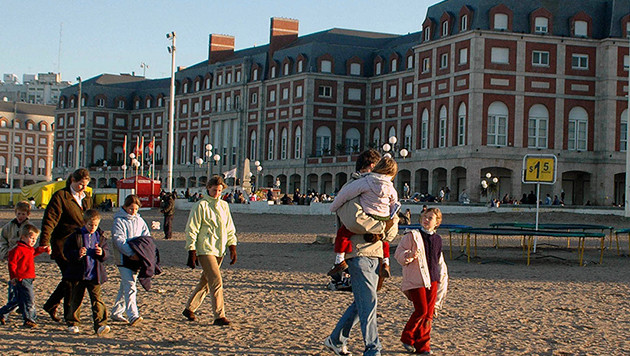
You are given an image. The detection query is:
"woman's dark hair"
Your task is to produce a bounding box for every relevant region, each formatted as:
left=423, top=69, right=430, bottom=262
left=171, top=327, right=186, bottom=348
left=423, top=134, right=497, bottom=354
left=66, top=168, right=90, bottom=188
left=207, top=175, right=227, bottom=189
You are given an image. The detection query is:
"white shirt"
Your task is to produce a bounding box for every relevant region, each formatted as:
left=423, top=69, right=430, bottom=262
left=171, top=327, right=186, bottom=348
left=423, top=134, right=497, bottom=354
left=70, top=186, right=86, bottom=207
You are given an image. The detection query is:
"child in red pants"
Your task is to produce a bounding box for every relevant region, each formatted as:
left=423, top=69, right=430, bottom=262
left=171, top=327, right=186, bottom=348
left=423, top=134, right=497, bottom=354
left=394, top=208, right=448, bottom=354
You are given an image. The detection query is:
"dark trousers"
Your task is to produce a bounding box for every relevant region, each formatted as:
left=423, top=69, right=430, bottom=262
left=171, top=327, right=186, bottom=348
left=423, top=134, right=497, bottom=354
left=43, top=257, right=72, bottom=320
left=164, top=214, right=174, bottom=239
left=67, top=280, right=107, bottom=331
left=0, top=278, right=36, bottom=322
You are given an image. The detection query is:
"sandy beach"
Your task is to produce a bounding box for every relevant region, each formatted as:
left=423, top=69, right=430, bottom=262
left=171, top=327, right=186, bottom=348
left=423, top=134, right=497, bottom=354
left=0, top=207, right=629, bottom=355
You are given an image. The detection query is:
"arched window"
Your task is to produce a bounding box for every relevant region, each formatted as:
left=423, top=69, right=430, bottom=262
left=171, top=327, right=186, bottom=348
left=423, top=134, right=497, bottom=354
left=79, top=144, right=84, bottom=166
left=421, top=109, right=429, bottom=149
left=294, top=126, right=302, bottom=159
left=439, top=106, right=447, bottom=147
left=621, top=109, right=628, bottom=152
left=281, top=128, right=288, bottom=160
left=38, top=158, right=46, bottom=175
left=67, top=145, right=74, bottom=167
left=156, top=145, right=162, bottom=160
left=458, top=103, right=467, bottom=146
left=0, top=156, right=5, bottom=172
left=487, top=102, right=509, bottom=146
left=114, top=146, right=123, bottom=162
left=250, top=130, right=257, bottom=160
left=57, top=146, right=63, bottom=166
left=267, top=130, right=275, bottom=160
left=192, top=136, right=199, bottom=158
left=13, top=157, right=20, bottom=175
left=404, top=125, right=412, bottom=149
left=528, top=104, right=549, bottom=148
left=315, top=126, right=331, bottom=156
left=345, top=128, right=361, bottom=154
left=25, top=158, right=33, bottom=175
left=180, top=137, right=187, bottom=164
left=568, top=107, right=588, bottom=150
left=93, top=144, right=105, bottom=163
left=373, top=127, right=381, bottom=147
left=388, top=126, right=396, bottom=142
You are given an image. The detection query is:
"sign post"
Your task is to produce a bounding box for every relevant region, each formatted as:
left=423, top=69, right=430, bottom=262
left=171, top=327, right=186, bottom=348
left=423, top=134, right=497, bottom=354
left=522, top=154, right=557, bottom=252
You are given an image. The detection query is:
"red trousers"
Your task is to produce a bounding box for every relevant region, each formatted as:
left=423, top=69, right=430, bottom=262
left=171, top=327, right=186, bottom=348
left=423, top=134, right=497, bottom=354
left=334, top=225, right=389, bottom=258
left=400, top=281, right=438, bottom=353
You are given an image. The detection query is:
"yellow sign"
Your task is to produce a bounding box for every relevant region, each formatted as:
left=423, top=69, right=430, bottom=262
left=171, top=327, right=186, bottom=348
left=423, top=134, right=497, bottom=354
left=523, top=156, right=556, bottom=183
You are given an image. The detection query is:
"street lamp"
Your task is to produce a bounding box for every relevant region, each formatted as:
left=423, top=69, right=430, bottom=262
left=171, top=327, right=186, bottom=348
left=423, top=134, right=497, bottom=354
left=131, top=158, right=140, bottom=192
left=212, top=154, right=221, bottom=178
left=103, top=160, right=108, bottom=187
left=194, top=157, right=203, bottom=187
left=400, top=148, right=409, bottom=159
left=121, top=164, right=128, bottom=179
left=166, top=31, right=176, bottom=193
left=205, top=144, right=213, bottom=180
left=74, top=77, right=82, bottom=169
left=256, top=165, right=263, bottom=190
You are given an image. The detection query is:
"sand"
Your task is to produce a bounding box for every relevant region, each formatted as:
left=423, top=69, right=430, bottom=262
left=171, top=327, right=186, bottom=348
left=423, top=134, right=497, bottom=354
left=0, top=208, right=629, bottom=355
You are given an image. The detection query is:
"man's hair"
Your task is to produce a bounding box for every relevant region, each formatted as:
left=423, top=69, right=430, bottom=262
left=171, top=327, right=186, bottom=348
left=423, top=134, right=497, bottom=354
left=83, top=209, right=101, bottom=222
left=123, top=194, right=142, bottom=208
left=207, top=175, right=227, bottom=189
left=20, top=223, right=40, bottom=237
left=66, top=168, right=90, bottom=188
left=421, top=207, right=442, bottom=226
left=355, top=149, right=381, bottom=172
left=372, top=157, right=398, bottom=178
left=15, top=201, right=31, bottom=213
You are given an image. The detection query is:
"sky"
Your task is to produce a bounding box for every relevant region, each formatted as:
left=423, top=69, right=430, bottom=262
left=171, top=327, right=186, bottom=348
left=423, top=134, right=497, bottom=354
left=1, top=0, right=434, bottom=84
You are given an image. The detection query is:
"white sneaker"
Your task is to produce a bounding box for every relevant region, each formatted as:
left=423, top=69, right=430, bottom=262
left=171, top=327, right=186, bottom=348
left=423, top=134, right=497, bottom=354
left=111, top=314, right=128, bottom=323
left=403, top=343, right=415, bottom=353
left=97, top=325, right=111, bottom=335
left=324, top=336, right=352, bottom=356
left=68, top=325, right=80, bottom=334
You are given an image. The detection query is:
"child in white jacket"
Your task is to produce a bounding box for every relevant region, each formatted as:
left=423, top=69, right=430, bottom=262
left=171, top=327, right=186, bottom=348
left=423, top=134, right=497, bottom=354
left=328, top=157, right=399, bottom=278
left=394, top=207, right=448, bottom=355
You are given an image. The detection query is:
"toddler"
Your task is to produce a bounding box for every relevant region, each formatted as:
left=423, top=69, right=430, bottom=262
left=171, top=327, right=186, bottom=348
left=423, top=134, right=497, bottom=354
left=63, top=209, right=110, bottom=335
left=0, top=224, right=50, bottom=327
left=394, top=208, right=448, bottom=354
left=328, top=157, right=399, bottom=278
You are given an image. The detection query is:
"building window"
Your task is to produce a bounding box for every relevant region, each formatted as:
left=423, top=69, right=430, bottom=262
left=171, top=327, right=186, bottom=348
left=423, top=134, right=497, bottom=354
left=315, top=126, right=331, bottom=156
left=269, top=90, right=276, bottom=102
left=439, top=106, right=447, bottom=148
left=234, top=95, right=240, bottom=109
left=389, top=84, right=397, bottom=98
left=494, top=13, right=508, bottom=30
left=458, top=103, right=466, bottom=146
left=422, top=57, right=430, bottom=73
left=282, top=88, right=289, bottom=100
left=321, top=60, right=332, bottom=73
left=226, top=97, right=232, bottom=111
left=97, top=98, right=105, bottom=107
left=421, top=109, right=429, bottom=149
left=296, top=85, right=303, bottom=98
left=271, top=66, right=277, bottom=78
left=179, top=138, right=187, bottom=164
left=574, top=20, right=587, bottom=37
left=407, top=55, right=413, bottom=69
left=183, top=82, right=188, bottom=93
left=251, top=92, right=258, bottom=105
left=182, top=103, right=188, bottom=114
left=405, top=82, right=413, bottom=96
left=283, top=63, right=290, bottom=76
left=267, top=130, right=275, bottom=160
left=459, top=48, right=468, bottom=65
left=204, top=99, right=211, bottom=111
left=440, top=53, right=449, bottom=69
left=318, top=86, right=332, bottom=98
left=528, top=104, right=549, bottom=148
left=158, top=97, right=163, bottom=106
left=194, top=81, right=200, bottom=92
left=297, top=60, right=303, bottom=73
left=26, top=136, right=33, bottom=144
left=487, top=102, right=508, bottom=147
left=442, top=21, right=449, bottom=36
left=624, top=55, right=630, bottom=70
left=116, top=118, right=125, bottom=127
left=373, top=127, right=381, bottom=147
left=491, top=47, right=509, bottom=64
left=38, top=159, right=46, bottom=175
left=571, top=54, right=588, bottom=69
left=217, top=75, right=223, bottom=86
left=226, top=72, right=232, bottom=84
left=118, top=100, right=125, bottom=109
left=146, top=98, right=151, bottom=108
left=39, top=137, right=46, bottom=145
left=350, top=63, right=361, bottom=75
left=621, top=110, right=628, bottom=152
left=424, top=27, right=431, bottom=41
left=294, top=126, right=302, bottom=159
left=345, top=128, right=360, bottom=154
left=404, top=125, right=412, bottom=149
left=96, top=116, right=105, bottom=125
left=348, top=88, right=361, bottom=101
left=236, top=71, right=241, bottom=82
left=193, top=102, right=200, bottom=113
left=156, top=116, right=162, bottom=125
left=461, top=15, right=468, bottom=31
left=535, top=17, right=548, bottom=34
left=532, top=51, right=550, bottom=66
left=249, top=130, right=257, bottom=160
left=253, top=68, right=258, bottom=81
left=281, top=128, right=288, bottom=160
left=568, top=107, right=588, bottom=151
left=375, top=62, right=382, bottom=75
left=374, top=87, right=381, bottom=100
left=205, top=78, right=211, bottom=89
left=391, top=58, right=397, bottom=72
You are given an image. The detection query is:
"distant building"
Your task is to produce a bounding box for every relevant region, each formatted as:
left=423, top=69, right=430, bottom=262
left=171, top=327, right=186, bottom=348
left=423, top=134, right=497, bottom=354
left=0, top=72, right=71, bottom=105
left=0, top=101, right=55, bottom=187
left=54, top=0, right=630, bottom=205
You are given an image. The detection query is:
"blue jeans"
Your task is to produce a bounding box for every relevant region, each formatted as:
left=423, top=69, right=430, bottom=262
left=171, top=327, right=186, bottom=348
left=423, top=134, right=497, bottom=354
left=329, top=257, right=381, bottom=356
left=111, top=267, right=139, bottom=320
left=0, top=279, right=36, bottom=322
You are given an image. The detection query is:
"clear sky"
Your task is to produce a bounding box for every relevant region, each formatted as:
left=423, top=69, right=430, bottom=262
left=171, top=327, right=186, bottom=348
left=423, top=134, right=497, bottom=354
left=1, top=0, right=434, bottom=83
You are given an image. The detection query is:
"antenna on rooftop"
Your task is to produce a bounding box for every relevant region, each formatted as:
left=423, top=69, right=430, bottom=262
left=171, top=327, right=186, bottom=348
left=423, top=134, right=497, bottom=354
left=140, top=62, right=149, bottom=77
left=57, top=23, right=63, bottom=76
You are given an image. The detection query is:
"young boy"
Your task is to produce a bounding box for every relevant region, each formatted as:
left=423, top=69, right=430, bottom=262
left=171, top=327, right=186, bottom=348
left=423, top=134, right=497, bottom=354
left=0, top=224, right=50, bottom=327
left=0, top=201, right=32, bottom=317
left=63, top=209, right=110, bottom=335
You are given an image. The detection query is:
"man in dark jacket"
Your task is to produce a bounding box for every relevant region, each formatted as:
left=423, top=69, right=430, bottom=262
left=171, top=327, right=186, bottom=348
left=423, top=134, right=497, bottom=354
left=160, top=192, right=175, bottom=239
left=39, top=168, right=92, bottom=323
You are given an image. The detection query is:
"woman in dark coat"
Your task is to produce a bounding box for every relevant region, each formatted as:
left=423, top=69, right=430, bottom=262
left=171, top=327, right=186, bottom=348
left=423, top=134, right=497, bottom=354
left=39, top=168, right=92, bottom=322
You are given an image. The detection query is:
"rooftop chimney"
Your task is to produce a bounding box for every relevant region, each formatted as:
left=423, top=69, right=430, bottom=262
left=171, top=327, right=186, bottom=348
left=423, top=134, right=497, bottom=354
left=208, top=34, right=235, bottom=64
left=269, top=17, right=299, bottom=56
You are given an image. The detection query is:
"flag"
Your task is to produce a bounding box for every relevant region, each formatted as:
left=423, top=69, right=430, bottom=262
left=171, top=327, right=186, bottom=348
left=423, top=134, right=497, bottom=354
left=140, top=136, right=145, bottom=162
left=148, top=137, right=155, bottom=156
left=134, top=136, right=140, bottom=156
left=223, top=167, right=237, bottom=179
left=123, top=135, right=127, bottom=156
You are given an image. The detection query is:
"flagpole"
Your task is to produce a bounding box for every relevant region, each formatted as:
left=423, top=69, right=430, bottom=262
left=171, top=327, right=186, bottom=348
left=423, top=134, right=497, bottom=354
left=123, top=135, right=127, bottom=179
left=140, top=136, right=145, bottom=177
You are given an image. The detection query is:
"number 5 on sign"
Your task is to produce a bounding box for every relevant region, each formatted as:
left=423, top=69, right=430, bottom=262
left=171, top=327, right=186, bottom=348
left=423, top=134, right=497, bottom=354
left=522, top=154, right=557, bottom=184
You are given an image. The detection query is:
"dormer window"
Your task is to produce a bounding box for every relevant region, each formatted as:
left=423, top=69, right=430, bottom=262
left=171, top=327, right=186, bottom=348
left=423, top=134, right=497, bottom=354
left=283, top=63, right=289, bottom=76
left=494, top=13, right=508, bottom=30
left=195, top=81, right=200, bottom=91
left=424, top=27, right=431, bottom=41
left=97, top=98, right=105, bottom=107
left=253, top=68, right=258, bottom=81
left=407, top=55, right=413, bottom=69
left=205, top=77, right=211, bottom=89
left=118, top=100, right=125, bottom=109
left=146, top=98, right=151, bottom=108
left=271, top=66, right=277, bottom=78
left=297, top=60, right=303, bottom=72
left=391, top=58, right=397, bottom=72
left=442, top=21, right=449, bottom=36
left=227, top=72, right=232, bottom=84
left=535, top=17, right=548, bottom=34
left=461, top=15, right=468, bottom=31
left=574, top=20, right=587, bottom=37
left=217, top=74, right=223, bottom=85
left=134, top=101, right=140, bottom=109
left=350, top=63, right=361, bottom=75
left=375, top=62, right=382, bottom=75
left=183, top=82, right=188, bottom=93
left=321, top=60, right=332, bottom=73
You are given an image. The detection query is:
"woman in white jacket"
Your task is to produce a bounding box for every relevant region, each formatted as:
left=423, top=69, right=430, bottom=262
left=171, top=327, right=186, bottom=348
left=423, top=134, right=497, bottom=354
left=110, top=195, right=150, bottom=326
left=394, top=208, right=448, bottom=355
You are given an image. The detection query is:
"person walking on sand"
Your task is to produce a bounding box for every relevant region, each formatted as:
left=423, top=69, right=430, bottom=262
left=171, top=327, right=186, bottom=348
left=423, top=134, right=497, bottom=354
left=160, top=192, right=175, bottom=240
left=182, top=175, right=237, bottom=326
left=394, top=208, right=448, bottom=355
left=40, top=168, right=92, bottom=323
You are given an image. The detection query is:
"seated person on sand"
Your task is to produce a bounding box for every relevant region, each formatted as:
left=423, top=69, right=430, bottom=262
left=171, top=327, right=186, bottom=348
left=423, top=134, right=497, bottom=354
left=328, top=157, right=399, bottom=280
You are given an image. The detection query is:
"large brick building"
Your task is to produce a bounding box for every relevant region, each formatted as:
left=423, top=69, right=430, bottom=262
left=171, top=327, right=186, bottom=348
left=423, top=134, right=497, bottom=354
left=54, top=0, right=630, bottom=205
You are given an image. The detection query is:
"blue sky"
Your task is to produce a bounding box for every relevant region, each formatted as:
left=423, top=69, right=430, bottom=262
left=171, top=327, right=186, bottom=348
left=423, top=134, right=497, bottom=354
left=1, top=0, right=434, bottom=83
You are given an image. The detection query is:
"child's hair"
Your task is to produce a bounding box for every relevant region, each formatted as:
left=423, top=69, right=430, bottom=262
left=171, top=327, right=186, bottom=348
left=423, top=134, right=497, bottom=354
left=421, top=207, right=442, bottom=226
left=20, top=224, right=40, bottom=237
left=372, top=157, right=398, bottom=178
left=355, top=149, right=381, bottom=172
left=83, top=209, right=101, bottom=222
left=15, top=200, right=31, bottom=213
left=207, top=175, right=227, bottom=189
left=123, top=194, right=142, bottom=208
